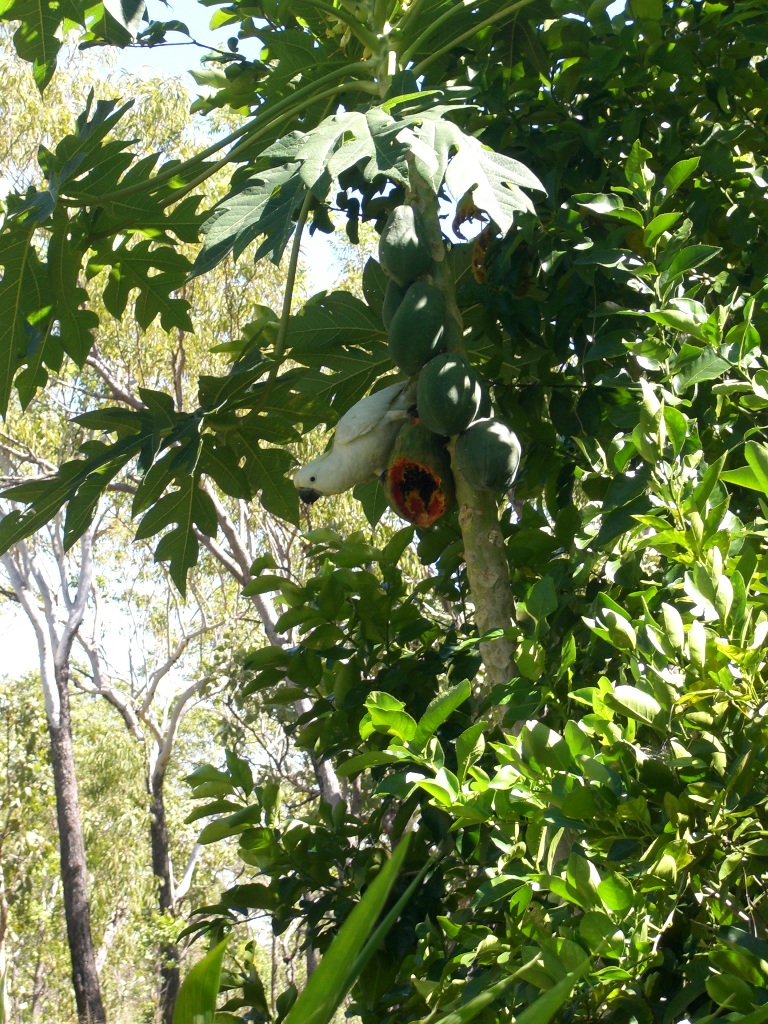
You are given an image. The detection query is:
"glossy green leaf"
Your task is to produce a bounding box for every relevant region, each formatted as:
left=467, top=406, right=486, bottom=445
left=281, top=836, right=412, bottom=1024
left=605, top=685, right=662, bottom=727
left=172, top=935, right=231, bottom=1024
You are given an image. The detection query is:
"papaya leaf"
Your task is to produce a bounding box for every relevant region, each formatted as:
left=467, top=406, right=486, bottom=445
left=41, top=91, right=135, bottom=188
left=1, top=0, right=89, bottom=89
left=0, top=221, right=51, bottom=416
left=192, top=164, right=306, bottom=276
left=440, top=124, right=546, bottom=232
left=231, top=434, right=299, bottom=525
left=90, top=239, right=194, bottom=332
left=103, top=0, right=145, bottom=35
left=249, top=28, right=351, bottom=109
left=198, top=438, right=251, bottom=501
left=267, top=112, right=367, bottom=199
left=353, top=480, right=389, bottom=527
left=287, top=291, right=384, bottom=354
left=47, top=216, right=99, bottom=365
left=0, top=436, right=141, bottom=553
left=135, top=475, right=218, bottom=595
left=295, top=345, right=393, bottom=422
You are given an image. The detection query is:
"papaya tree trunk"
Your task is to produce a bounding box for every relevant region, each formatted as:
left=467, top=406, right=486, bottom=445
left=408, top=164, right=517, bottom=694
left=452, top=472, right=517, bottom=689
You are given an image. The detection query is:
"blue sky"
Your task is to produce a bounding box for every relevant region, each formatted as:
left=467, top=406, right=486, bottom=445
left=113, top=0, right=236, bottom=79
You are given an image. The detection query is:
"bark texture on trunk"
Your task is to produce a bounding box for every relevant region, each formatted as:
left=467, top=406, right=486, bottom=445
left=453, top=473, right=517, bottom=691
left=30, top=956, right=46, bottom=1024
left=1, top=534, right=106, bottom=1022
left=149, top=771, right=179, bottom=1024
left=0, top=856, right=9, bottom=1024
left=49, top=665, right=106, bottom=1024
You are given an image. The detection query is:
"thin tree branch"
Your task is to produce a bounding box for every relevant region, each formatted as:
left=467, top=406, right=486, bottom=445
left=85, top=349, right=146, bottom=410
left=140, top=625, right=211, bottom=716
left=56, top=532, right=94, bottom=671
left=174, top=843, right=204, bottom=903
left=73, top=639, right=144, bottom=742
left=152, top=677, right=209, bottom=785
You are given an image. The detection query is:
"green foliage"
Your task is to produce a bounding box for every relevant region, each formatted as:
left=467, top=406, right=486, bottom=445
left=173, top=936, right=231, bottom=1024
left=279, top=833, right=413, bottom=1024
left=4, top=1, right=768, bottom=1022
left=0, top=675, right=171, bottom=1022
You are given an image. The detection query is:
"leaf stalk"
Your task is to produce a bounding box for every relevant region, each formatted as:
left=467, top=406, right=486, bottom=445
left=411, top=0, right=538, bottom=75
left=300, top=0, right=381, bottom=51
left=256, top=189, right=314, bottom=411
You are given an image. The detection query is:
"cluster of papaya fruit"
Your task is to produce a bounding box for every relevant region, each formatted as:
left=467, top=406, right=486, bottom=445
left=378, top=203, right=521, bottom=527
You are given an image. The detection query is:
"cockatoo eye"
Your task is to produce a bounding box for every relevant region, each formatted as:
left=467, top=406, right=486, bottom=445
left=310, top=475, right=316, bottom=482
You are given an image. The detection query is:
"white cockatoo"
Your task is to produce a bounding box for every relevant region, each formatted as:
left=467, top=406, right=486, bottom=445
left=293, top=380, right=415, bottom=502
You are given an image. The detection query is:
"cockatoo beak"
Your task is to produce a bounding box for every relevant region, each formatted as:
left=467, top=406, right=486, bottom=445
left=298, top=488, right=323, bottom=504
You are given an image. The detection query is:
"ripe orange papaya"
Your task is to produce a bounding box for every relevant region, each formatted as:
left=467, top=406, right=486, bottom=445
left=384, top=422, right=455, bottom=527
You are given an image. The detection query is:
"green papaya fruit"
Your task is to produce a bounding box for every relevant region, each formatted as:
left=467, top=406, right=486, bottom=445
left=416, top=353, right=483, bottom=437
left=385, top=421, right=455, bottom=527
left=454, top=417, right=521, bottom=492
left=379, top=205, right=433, bottom=286
left=382, top=278, right=407, bottom=330
left=388, top=281, right=446, bottom=375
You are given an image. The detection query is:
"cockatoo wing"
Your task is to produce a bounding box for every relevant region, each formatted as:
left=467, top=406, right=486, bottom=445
left=293, top=380, right=416, bottom=499
left=333, top=380, right=414, bottom=446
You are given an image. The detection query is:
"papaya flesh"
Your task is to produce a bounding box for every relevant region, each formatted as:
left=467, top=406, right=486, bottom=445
left=417, top=353, right=483, bottom=437
left=379, top=205, right=433, bottom=286
left=385, top=422, right=455, bottom=527
left=454, top=417, right=521, bottom=493
left=388, top=281, right=446, bottom=376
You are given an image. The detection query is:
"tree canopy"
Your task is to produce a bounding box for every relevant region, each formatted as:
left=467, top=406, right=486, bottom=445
left=1, top=1, right=768, bottom=1022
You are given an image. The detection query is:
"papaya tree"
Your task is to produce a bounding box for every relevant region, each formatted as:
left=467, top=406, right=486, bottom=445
left=2, top=1, right=768, bottom=1023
